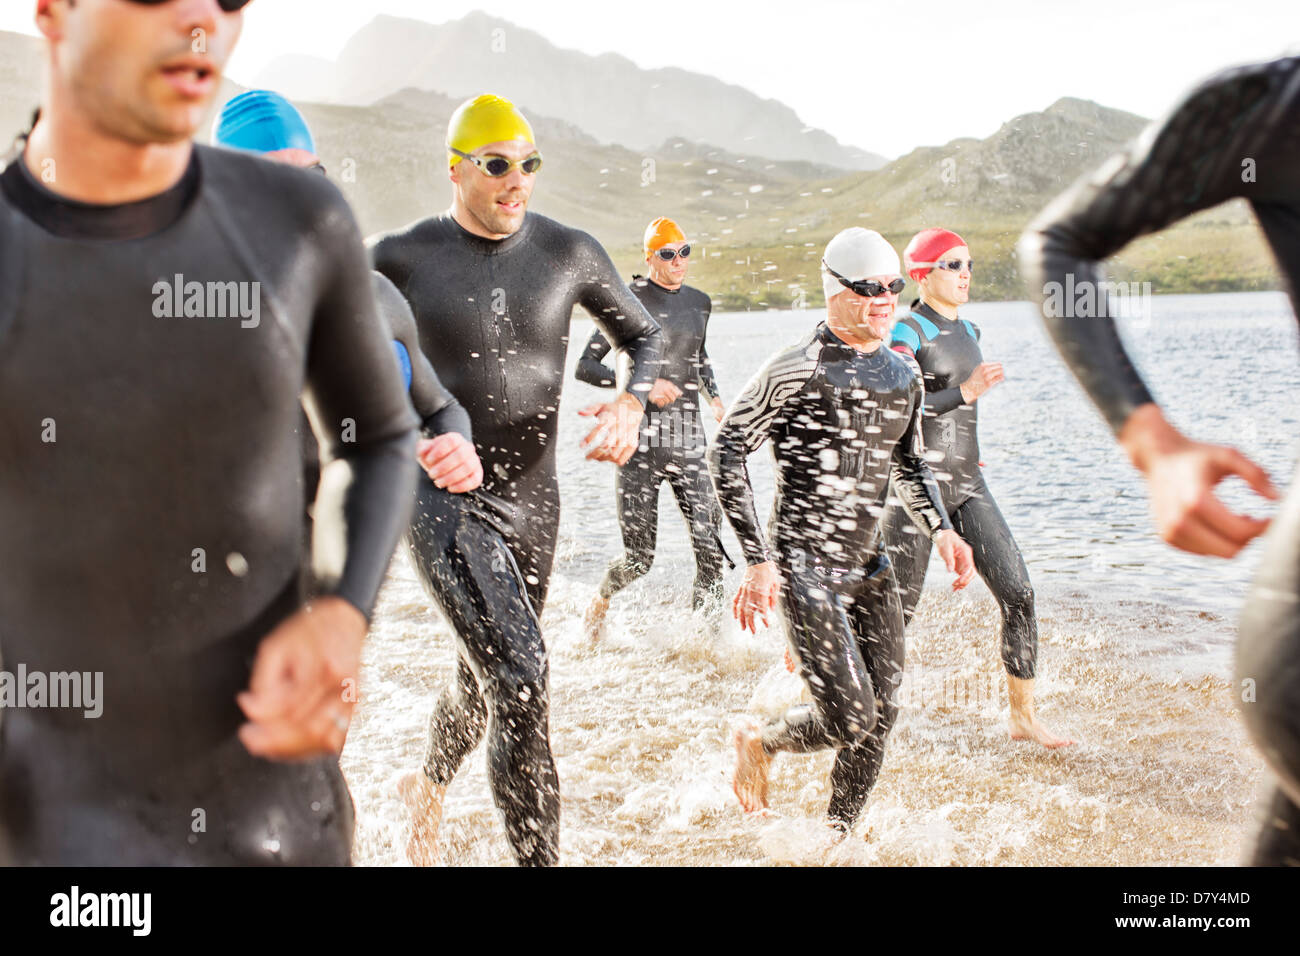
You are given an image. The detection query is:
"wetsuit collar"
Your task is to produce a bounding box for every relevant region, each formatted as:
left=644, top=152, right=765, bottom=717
left=913, top=298, right=958, bottom=325
left=0, top=147, right=200, bottom=241
left=817, top=320, right=890, bottom=359
left=643, top=276, right=682, bottom=294
left=445, top=209, right=534, bottom=255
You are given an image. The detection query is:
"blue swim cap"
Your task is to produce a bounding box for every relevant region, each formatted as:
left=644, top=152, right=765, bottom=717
left=212, top=90, right=316, bottom=155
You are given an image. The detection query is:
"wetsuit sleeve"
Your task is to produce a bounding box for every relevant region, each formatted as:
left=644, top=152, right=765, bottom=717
left=574, top=326, right=617, bottom=388
left=890, top=381, right=953, bottom=539
left=708, top=349, right=814, bottom=565
left=697, top=298, right=721, bottom=402
left=922, top=384, right=967, bottom=417
left=372, top=272, right=472, bottom=441
left=1018, top=57, right=1299, bottom=434
left=573, top=235, right=664, bottom=406
left=303, top=200, right=420, bottom=620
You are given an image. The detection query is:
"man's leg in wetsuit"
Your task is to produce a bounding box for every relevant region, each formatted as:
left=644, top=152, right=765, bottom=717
left=1238, top=472, right=1300, bottom=866
left=405, top=480, right=560, bottom=867
left=823, top=567, right=907, bottom=828
left=585, top=445, right=664, bottom=637
left=881, top=501, right=933, bottom=627
left=601, top=450, right=665, bottom=598
left=739, top=556, right=902, bottom=830
left=665, top=444, right=726, bottom=610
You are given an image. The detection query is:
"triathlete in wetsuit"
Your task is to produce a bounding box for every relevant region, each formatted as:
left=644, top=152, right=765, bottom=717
left=577, top=217, right=730, bottom=634
left=370, top=95, right=664, bottom=867
left=1018, top=54, right=1300, bottom=865
left=0, top=0, right=417, bottom=865
left=711, top=228, right=973, bottom=830
left=211, top=89, right=481, bottom=540
left=881, top=228, right=1071, bottom=748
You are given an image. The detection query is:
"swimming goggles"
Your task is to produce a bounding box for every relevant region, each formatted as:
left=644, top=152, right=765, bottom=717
left=449, top=148, right=544, bottom=177
left=823, top=262, right=906, bottom=298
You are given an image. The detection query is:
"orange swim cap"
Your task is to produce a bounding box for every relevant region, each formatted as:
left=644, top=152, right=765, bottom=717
left=643, top=217, right=686, bottom=259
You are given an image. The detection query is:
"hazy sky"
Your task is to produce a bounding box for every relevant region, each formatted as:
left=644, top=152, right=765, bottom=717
left=4, top=1, right=1296, bottom=157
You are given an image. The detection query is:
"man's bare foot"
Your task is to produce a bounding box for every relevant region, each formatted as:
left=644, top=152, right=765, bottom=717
left=583, top=594, right=609, bottom=640
left=399, top=771, right=447, bottom=866
left=1009, top=712, right=1076, bottom=748
left=1006, top=675, right=1075, bottom=749
left=733, top=724, right=773, bottom=814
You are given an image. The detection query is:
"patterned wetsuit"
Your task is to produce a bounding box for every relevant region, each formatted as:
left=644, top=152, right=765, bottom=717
left=710, top=321, right=950, bottom=828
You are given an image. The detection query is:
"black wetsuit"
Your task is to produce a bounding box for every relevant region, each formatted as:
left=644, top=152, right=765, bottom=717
left=575, top=277, right=727, bottom=609
left=709, top=322, right=951, bottom=829
left=1018, top=54, right=1300, bottom=866
left=0, top=145, right=419, bottom=865
left=295, top=272, right=470, bottom=598
left=297, top=273, right=470, bottom=519
left=371, top=212, right=662, bottom=866
left=881, top=300, right=1037, bottom=678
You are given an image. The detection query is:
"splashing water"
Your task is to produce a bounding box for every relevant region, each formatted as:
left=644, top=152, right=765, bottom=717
left=344, top=294, right=1289, bottom=865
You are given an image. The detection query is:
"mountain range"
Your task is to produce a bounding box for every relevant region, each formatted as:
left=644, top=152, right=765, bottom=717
left=253, top=12, right=888, bottom=172
left=0, top=24, right=1277, bottom=307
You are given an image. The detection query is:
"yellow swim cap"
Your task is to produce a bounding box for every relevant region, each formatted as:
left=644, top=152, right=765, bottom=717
left=447, top=94, right=536, bottom=167
left=643, top=217, right=686, bottom=259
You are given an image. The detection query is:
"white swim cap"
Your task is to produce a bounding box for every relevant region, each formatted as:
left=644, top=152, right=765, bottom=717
left=821, top=228, right=901, bottom=302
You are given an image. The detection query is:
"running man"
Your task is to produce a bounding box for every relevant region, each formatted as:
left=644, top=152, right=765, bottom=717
left=881, top=228, right=1072, bottom=748
left=1018, top=54, right=1299, bottom=864
left=212, top=89, right=484, bottom=515
left=578, top=217, right=730, bottom=635
left=370, top=94, right=664, bottom=866
left=0, top=0, right=418, bottom=865
left=710, top=228, right=974, bottom=832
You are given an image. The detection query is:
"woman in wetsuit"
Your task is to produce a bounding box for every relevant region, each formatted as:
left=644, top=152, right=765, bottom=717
left=881, top=228, right=1072, bottom=748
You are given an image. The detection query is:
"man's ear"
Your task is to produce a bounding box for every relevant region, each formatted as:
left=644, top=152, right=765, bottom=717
left=36, top=0, right=69, bottom=41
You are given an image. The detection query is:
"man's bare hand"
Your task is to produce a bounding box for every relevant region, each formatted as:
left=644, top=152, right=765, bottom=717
left=578, top=392, right=644, bottom=465
left=237, top=596, right=366, bottom=761
left=960, top=362, right=1005, bottom=403
left=711, top=396, right=726, bottom=423
left=1121, top=404, right=1278, bottom=558
left=934, top=529, right=976, bottom=590
left=647, top=378, right=684, bottom=408
left=734, top=561, right=781, bottom=634
left=418, top=433, right=483, bottom=494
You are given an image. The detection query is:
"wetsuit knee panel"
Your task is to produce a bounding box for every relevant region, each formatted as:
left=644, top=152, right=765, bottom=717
left=1006, top=582, right=1035, bottom=613
left=480, top=658, right=550, bottom=716
left=821, top=699, right=877, bottom=745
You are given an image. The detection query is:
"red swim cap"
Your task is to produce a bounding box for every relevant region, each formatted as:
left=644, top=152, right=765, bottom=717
left=904, top=228, right=967, bottom=282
